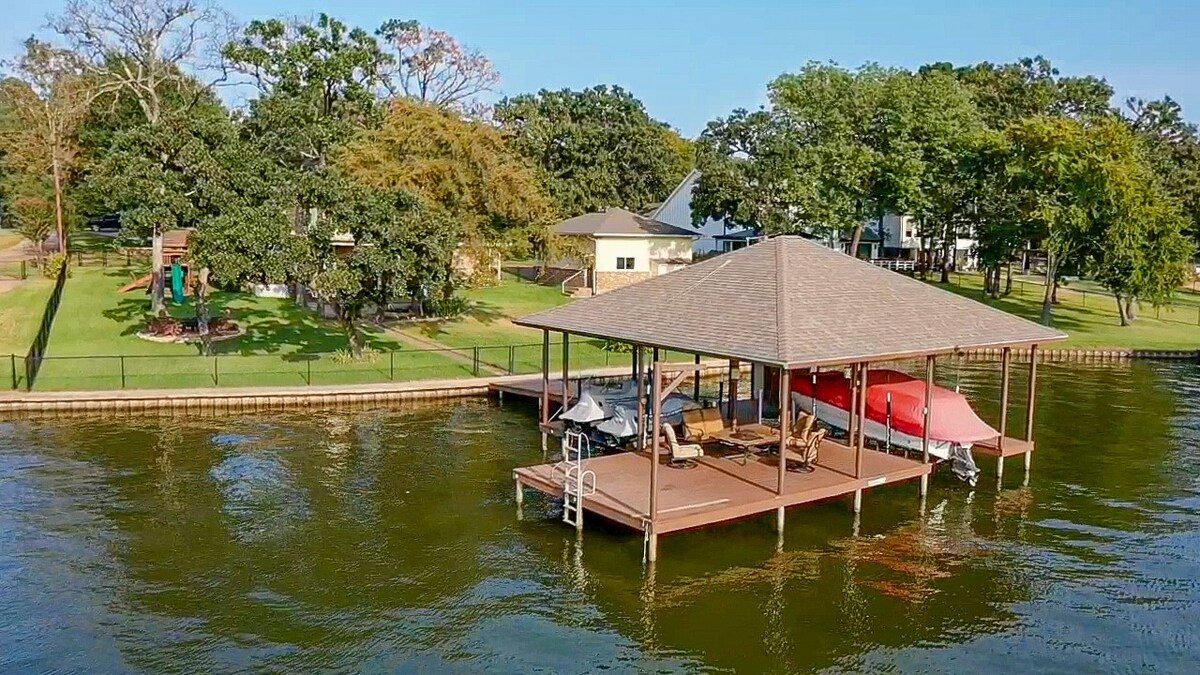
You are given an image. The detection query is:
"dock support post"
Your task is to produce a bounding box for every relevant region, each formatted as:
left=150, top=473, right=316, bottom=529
left=997, top=347, right=1011, bottom=489
left=515, top=478, right=523, bottom=505
left=727, top=359, right=740, bottom=422
left=776, top=506, right=785, bottom=534
left=635, top=346, right=646, bottom=450
left=693, top=353, right=701, bottom=401
left=847, top=365, right=859, bottom=446
left=1024, top=344, right=1039, bottom=484
left=649, top=356, right=662, bottom=522
left=540, top=330, right=550, bottom=427
left=920, top=356, right=935, bottom=497
left=855, top=363, right=867, bottom=479
left=561, top=333, right=570, bottom=413
left=647, top=529, right=658, bottom=563
left=853, top=489, right=863, bottom=513
left=777, top=368, right=791, bottom=495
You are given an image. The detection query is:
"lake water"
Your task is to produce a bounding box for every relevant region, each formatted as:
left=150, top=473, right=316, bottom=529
left=2, top=361, right=1198, bottom=673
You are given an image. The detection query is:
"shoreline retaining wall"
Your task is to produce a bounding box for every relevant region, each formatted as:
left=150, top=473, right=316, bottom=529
left=2, top=351, right=1196, bottom=417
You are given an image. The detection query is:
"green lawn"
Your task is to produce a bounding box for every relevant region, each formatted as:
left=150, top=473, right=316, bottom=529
left=398, top=273, right=693, bottom=374
left=32, top=266, right=472, bottom=390
left=0, top=230, right=23, bottom=251
left=0, top=277, right=55, bottom=354
left=936, top=273, right=1200, bottom=350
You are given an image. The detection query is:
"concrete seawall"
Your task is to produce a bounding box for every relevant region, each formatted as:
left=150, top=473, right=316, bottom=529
left=2, top=350, right=1196, bottom=417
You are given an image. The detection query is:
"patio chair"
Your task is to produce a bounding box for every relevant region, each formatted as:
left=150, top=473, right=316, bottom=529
left=794, top=412, right=816, bottom=442
left=661, top=423, right=704, bottom=468
left=787, top=428, right=826, bottom=473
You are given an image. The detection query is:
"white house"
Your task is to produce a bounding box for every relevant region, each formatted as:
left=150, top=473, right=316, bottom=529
left=649, top=170, right=976, bottom=268
left=552, top=207, right=698, bottom=295
left=855, top=214, right=977, bottom=269
left=651, top=170, right=760, bottom=257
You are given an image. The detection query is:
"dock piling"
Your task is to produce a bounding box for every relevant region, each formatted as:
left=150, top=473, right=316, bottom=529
left=853, top=489, right=863, bottom=513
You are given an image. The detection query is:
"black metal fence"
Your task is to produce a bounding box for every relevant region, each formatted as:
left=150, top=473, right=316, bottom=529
left=5, top=339, right=657, bottom=392
left=21, top=261, right=69, bottom=389
left=0, top=259, right=29, bottom=280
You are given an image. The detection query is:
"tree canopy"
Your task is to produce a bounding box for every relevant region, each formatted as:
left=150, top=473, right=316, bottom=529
left=694, top=56, right=1194, bottom=326
left=494, top=85, right=692, bottom=217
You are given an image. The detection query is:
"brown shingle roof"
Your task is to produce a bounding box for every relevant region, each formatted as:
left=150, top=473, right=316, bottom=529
left=516, top=236, right=1066, bottom=367
left=552, top=207, right=699, bottom=238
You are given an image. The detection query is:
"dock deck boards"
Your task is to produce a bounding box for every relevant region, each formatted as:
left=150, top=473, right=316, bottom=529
left=972, top=437, right=1034, bottom=458
left=490, top=377, right=575, bottom=402
left=514, top=440, right=931, bottom=535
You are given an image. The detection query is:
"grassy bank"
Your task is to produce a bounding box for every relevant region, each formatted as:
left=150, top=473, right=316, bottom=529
left=32, top=267, right=473, bottom=390
left=396, top=274, right=692, bottom=372
left=935, top=273, right=1200, bottom=350
left=0, top=276, right=55, bottom=355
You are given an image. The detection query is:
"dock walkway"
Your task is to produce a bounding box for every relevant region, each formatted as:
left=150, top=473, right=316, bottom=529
left=514, top=441, right=931, bottom=535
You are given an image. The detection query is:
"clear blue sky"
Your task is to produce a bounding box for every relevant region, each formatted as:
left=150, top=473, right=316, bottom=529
left=4, top=0, right=1198, bottom=136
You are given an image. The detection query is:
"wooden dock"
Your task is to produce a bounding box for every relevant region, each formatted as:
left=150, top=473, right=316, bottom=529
left=514, top=440, right=931, bottom=535
left=972, top=436, right=1034, bottom=458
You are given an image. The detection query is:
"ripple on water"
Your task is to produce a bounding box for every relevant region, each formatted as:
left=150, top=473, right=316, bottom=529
left=208, top=451, right=310, bottom=543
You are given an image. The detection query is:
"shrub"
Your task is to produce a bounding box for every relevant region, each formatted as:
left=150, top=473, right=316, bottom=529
left=42, top=252, right=71, bottom=279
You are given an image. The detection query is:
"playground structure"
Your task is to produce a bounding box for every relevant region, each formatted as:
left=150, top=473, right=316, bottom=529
left=118, top=229, right=192, bottom=303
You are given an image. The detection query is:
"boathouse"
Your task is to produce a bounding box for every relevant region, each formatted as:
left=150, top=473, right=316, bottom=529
left=511, top=236, right=1066, bottom=560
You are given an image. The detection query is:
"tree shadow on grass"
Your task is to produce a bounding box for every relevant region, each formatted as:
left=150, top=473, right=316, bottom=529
left=409, top=299, right=509, bottom=340
left=99, top=287, right=407, bottom=356
left=204, top=294, right=405, bottom=357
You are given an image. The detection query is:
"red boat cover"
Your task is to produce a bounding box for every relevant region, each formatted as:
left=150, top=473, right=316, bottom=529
left=791, top=369, right=999, bottom=444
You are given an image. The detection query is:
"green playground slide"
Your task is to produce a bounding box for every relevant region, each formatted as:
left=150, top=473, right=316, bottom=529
left=170, top=263, right=186, bottom=303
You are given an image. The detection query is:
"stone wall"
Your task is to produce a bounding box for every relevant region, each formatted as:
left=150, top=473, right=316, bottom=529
left=595, top=271, right=651, bottom=293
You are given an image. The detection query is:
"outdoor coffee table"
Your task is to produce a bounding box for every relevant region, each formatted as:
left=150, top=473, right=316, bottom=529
left=711, top=423, right=781, bottom=464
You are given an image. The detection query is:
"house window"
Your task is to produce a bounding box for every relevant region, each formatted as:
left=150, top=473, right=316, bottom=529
left=616, top=257, right=635, bottom=270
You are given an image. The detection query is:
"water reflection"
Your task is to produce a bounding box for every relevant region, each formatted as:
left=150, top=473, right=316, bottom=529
left=0, top=361, right=1197, bottom=672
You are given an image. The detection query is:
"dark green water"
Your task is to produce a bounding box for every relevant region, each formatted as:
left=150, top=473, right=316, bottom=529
left=2, top=361, right=1198, bottom=673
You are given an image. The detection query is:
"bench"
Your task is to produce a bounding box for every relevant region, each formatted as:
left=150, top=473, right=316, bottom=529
left=681, top=407, right=728, bottom=443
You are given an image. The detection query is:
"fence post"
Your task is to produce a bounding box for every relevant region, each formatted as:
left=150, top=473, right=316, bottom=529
left=473, top=346, right=480, bottom=376
left=213, top=355, right=219, bottom=386
left=9, top=354, right=15, bottom=390
left=1156, top=305, right=1161, bottom=320
left=389, top=350, right=395, bottom=381
left=1081, top=290, right=1086, bottom=307
left=306, top=358, right=312, bottom=385
left=120, top=356, right=126, bottom=389
left=508, top=345, right=515, bottom=374
left=102, top=250, right=108, bottom=267
left=20, top=260, right=26, bottom=280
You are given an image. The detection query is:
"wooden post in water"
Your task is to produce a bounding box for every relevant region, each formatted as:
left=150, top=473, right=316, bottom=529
left=777, top=368, right=791, bottom=496
left=1024, top=344, right=1039, bottom=482
left=853, top=363, right=867, bottom=513
left=920, top=356, right=935, bottom=496
left=693, top=353, right=701, bottom=401
left=648, top=358, right=663, bottom=562
left=540, top=330, right=550, bottom=426
left=855, top=362, right=867, bottom=479
left=540, top=330, right=550, bottom=456
left=997, top=347, right=1011, bottom=487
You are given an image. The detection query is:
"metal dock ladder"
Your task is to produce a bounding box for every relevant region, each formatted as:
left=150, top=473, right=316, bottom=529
left=559, top=430, right=595, bottom=529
